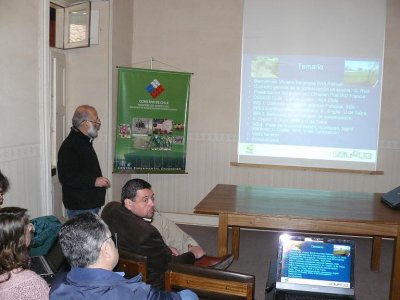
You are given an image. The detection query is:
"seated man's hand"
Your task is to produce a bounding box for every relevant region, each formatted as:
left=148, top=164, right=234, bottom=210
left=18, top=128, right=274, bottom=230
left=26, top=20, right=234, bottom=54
left=188, top=245, right=205, bottom=259
left=169, top=247, right=180, bottom=256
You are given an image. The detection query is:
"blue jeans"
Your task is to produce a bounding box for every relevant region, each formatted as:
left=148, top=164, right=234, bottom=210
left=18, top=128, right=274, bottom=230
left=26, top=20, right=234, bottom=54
left=177, top=290, right=199, bottom=300
left=66, top=207, right=100, bottom=220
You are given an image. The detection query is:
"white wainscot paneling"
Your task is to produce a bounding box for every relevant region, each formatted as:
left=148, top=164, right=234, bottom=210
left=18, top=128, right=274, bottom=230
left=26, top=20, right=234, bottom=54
left=0, top=144, right=43, bottom=218
left=148, top=134, right=400, bottom=226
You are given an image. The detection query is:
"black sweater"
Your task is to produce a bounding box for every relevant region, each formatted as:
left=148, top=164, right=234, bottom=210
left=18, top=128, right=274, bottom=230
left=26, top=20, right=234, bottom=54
left=57, top=127, right=105, bottom=210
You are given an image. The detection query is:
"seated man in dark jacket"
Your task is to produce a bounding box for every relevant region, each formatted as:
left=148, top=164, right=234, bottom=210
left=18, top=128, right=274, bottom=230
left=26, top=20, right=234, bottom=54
left=102, top=179, right=199, bottom=290
left=50, top=212, right=198, bottom=300
left=102, top=178, right=233, bottom=290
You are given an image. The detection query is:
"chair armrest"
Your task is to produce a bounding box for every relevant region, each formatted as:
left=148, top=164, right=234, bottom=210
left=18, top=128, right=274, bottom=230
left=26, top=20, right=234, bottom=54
left=165, top=263, right=254, bottom=300
left=116, top=248, right=148, bottom=282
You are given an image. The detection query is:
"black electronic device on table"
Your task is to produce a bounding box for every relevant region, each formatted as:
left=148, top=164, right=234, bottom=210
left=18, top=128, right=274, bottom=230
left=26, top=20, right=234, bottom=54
left=381, top=186, right=400, bottom=209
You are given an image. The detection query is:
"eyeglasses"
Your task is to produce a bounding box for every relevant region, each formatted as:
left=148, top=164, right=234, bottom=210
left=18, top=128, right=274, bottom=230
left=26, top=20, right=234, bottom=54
left=104, top=232, right=118, bottom=247
left=86, top=119, right=101, bottom=126
left=79, top=119, right=101, bottom=126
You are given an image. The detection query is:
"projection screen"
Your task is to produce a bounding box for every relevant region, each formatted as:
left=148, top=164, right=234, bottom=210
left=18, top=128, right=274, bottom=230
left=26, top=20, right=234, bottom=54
left=238, top=0, right=386, bottom=171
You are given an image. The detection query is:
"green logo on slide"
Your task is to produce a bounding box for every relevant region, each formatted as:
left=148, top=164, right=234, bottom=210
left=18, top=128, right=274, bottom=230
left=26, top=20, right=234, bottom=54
left=245, top=144, right=254, bottom=154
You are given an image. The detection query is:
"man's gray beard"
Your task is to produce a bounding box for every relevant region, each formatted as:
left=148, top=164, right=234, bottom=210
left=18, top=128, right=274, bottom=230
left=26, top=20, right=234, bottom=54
left=87, top=124, right=98, bottom=138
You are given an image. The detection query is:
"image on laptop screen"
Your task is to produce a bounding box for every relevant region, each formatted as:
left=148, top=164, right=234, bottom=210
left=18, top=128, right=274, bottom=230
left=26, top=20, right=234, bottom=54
left=276, top=234, right=355, bottom=296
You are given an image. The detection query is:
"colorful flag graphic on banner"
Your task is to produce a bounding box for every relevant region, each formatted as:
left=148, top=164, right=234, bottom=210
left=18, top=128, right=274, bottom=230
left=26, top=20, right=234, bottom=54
left=146, top=79, right=165, bottom=99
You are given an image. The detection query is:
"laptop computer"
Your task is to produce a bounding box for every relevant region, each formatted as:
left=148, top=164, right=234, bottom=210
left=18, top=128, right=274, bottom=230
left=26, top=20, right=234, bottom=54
left=30, top=240, right=66, bottom=284
left=274, top=234, right=356, bottom=300
left=380, top=186, right=400, bottom=209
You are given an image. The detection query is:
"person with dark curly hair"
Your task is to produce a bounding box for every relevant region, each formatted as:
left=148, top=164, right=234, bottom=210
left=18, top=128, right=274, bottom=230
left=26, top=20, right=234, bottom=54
left=0, top=170, right=10, bottom=207
left=0, top=207, right=49, bottom=299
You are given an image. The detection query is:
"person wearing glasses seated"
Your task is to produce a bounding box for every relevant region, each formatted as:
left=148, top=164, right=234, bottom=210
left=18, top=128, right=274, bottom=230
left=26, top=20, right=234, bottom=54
left=57, top=105, right=111, bottom=220
left=0, top=170, right=10, bottom=207
left=50, top=212, right=198, bottom=300
left=0, top=207, right=49, bottom=299
left=102, top=179, right=233, bottom=290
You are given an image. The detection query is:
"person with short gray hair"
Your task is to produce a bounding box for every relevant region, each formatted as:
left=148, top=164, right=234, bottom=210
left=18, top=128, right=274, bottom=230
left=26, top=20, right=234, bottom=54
left=58, top=211, right=110, bottom=268
left=57, top=105, right=111, bottom=220
left=50, top=212, right=198, bottom=300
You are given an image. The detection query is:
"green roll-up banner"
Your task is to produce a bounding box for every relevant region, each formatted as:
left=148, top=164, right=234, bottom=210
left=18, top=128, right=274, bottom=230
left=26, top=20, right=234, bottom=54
left=114, top=67, right=191, bottom=174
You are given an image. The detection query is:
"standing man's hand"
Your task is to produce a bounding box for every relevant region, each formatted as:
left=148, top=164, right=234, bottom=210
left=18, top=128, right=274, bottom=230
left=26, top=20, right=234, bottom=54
left=95, top=177, right=111, bottom=188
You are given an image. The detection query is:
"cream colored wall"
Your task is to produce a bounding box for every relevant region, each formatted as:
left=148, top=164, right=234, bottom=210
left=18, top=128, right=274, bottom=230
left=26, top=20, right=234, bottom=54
left=111, top=0, right=245, bottom=204
left=2, top=0, right=400, bottom=219
left=65, top=1, right=112, bottom=203
left=1, top=1, right=41, bottom=146
left=114, top=0, right=400, bottom=216
left=131, top=0, right=243, bottom=134
left=110, top=0, right=135, bottom=202
left=0, top=1, right=112, bottom=216
left=381, top=0, right=400, bottom=141
left=0, top=1, right=44, bottom=217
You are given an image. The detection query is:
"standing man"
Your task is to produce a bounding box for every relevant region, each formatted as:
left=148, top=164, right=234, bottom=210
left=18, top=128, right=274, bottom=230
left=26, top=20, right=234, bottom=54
left=57, top=105, right=110, bottom=219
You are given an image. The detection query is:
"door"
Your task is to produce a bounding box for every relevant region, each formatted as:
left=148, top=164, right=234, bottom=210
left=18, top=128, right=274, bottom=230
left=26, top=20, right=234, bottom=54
left=50, top=49, right=66, bottom=220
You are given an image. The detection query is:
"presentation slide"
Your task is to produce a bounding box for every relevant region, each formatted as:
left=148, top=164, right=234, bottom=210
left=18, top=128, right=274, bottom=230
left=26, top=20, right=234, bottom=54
left=281, top=241, right=352, bottom=287
left=238, top=0, right=386, bottom=170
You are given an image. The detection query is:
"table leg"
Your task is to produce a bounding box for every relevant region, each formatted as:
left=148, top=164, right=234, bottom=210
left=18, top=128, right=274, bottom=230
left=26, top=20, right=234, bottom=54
left=218, top=213, right=228, bottom=257
left=389, top=228, right=400, bottom=300
left=232, top=226, right=240, bottom=259
left=370, top=236, right=381, bottom=271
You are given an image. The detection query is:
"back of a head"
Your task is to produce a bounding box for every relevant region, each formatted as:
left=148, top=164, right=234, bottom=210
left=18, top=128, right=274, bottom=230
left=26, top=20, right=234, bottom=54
left=0, top=207, right=30, bottom=276
left=59, top=212, right=108, bottom=268
left=120, top=178, right=151, bottom=204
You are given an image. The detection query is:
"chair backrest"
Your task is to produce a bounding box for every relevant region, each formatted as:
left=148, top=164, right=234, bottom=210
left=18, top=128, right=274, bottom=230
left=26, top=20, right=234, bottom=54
left=165, top=263, right=255, bottom=300
left=116, top=248, right=148, bottom=282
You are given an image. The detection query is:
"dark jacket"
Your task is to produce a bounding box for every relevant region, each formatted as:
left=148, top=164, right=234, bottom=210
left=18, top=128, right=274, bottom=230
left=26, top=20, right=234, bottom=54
left=57, top=127, right=105, bottom=210
left=50, top=267, right=182, bottom=300
left=101, top=202, right=195, bottom=290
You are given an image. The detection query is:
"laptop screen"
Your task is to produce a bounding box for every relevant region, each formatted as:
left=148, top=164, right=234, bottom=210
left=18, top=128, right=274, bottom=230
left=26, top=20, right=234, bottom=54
left=275, top=234, right=355, bottom=296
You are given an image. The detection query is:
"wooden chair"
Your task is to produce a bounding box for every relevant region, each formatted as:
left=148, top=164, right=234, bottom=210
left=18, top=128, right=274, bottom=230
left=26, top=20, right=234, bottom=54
left=165, top=263, right=255, bottom=300
left=116, top=248, right=148, bottom=282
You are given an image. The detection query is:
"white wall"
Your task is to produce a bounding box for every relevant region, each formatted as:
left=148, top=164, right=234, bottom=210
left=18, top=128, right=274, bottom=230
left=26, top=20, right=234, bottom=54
left=0, top=1, right=111, bottom=217
left=2, top=0, right=400, bottom=222
left=0, top=1, right=44, bottom=217
left=110, top=0, right=134, bottom=199
left=65, top=1, right=111, bottom=202
left=108, top=0, right=400, bottom=217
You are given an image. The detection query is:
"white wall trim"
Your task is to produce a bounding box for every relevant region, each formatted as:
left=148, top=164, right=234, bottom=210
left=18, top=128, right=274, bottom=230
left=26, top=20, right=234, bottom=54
left=107, top=0, right=114, bottom=203
left=39, top=0, right=53, bottom=215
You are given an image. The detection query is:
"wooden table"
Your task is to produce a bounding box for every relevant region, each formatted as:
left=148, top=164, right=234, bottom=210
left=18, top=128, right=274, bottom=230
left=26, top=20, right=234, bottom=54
left=194, top=184, right=400, bottom=300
